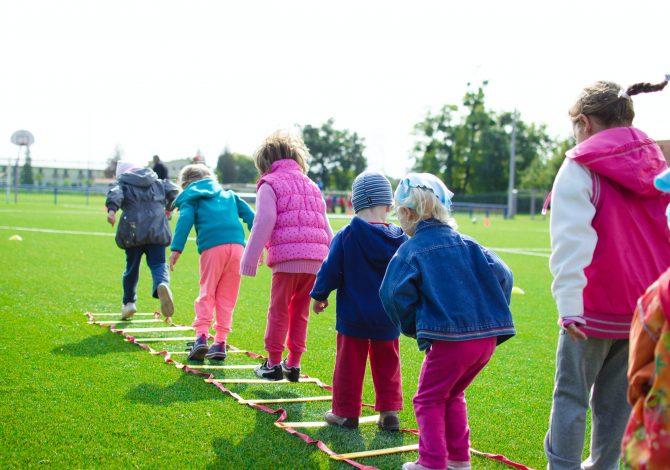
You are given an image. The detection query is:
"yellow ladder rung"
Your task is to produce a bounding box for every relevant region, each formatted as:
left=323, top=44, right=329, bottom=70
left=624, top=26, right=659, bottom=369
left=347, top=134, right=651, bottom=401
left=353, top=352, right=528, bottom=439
left=331, top=444, right=419, bottom=460
left=276, top=415, right=379, bottom=429
left=239, top=396, right=332, bottom=405
left=133, top=337, right=195, bottom=342
left=93, top=319, right=163, bottom=325
left=121, top=326, right=192, bottom=333
left=206, top=378, right=320, bottom=385
left=88, top=312, right=157, bottom=317
left=187, top=365, right=257, bottom=370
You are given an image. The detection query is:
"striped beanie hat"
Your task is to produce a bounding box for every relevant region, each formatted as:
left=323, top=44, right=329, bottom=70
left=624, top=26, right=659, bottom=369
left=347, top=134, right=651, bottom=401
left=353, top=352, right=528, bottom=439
left=351, top=171, right=393, bottom=213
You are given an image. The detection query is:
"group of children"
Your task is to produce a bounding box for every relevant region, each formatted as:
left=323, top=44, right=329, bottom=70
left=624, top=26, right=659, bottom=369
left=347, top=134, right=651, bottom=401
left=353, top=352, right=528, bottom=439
left=105, top=74, right=670, bottom=470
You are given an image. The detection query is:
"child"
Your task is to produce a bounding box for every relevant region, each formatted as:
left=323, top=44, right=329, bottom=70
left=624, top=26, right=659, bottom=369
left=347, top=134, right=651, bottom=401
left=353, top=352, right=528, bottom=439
left=379, top=173, right=515, bottom=470
left=545, top=76, right=670, bottom=470
left=622, top=173, right=670, bottom=467
left=310, top=171, right=408, bottom=431
left=240, top=130, right=333, bottom=381
left=169, top=164, right=255, bottom=361
left=105, top=160, right=179, bottom=321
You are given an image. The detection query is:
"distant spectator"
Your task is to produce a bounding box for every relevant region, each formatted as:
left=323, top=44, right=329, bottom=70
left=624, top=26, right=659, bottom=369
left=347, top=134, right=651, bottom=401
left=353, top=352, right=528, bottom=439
left=316, top=177, right=324, bottom=191
left=153, top=155, right=168, bottom=180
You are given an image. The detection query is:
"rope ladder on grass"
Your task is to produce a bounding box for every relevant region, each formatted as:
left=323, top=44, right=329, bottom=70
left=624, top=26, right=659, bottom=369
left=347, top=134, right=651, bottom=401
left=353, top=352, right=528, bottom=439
left=85, top=311, right=533, bottom=470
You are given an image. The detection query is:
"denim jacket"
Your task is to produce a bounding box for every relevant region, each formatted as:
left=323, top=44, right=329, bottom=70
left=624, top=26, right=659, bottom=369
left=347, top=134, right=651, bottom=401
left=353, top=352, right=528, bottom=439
left=380, top=219, right=515, bottom=350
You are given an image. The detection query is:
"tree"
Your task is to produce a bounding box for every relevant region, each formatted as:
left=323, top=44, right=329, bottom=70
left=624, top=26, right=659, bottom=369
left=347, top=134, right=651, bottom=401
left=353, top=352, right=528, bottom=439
left=519, top=137, right=572, bottom=190
left=302, top=119, right=367, bottom=190
left=104, top=145, right=123, bottom=178
left=412, top=82, right=558, bottom=194
left=216, top=148, right=258, bottom=184
left=20, top=147, right=34, bottom=185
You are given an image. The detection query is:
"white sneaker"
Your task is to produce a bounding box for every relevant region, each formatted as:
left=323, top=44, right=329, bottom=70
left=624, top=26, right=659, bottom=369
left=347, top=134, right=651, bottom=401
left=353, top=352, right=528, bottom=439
left=121, top=302, right=137, bottom=320
left=156, top=283, right=174, bottom=319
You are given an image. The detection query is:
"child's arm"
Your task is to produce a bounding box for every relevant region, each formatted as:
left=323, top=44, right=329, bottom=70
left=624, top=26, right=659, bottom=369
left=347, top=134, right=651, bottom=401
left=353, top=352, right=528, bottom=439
left=169, top=202, right=195, bottom=263
left=240, top=183, right=276, bottom=277
left=234, top=193, right=255, bottom=231
left=105, top=182, right=123, bottom=226
left=310, top=230, right=345, bottom=313
left=481, top=246, right=513, bottom=303
left=380, top=256, right=420, bottom=338
left=550, top=159, right=596, bottom=338
left=163, top=180, right=180, bottom=212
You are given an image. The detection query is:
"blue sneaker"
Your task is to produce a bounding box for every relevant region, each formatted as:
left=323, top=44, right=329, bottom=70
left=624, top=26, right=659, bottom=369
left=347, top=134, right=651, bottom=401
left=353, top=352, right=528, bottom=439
left=205, top=342, right=227, bottom=361
left=187, top=335, right=208, bottom=361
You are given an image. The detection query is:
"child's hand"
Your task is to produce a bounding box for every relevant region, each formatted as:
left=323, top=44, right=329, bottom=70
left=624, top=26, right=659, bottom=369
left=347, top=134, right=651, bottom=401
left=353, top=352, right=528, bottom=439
left=107, top=210, right=116, bottom=227
left=566, top=323, right=587, bottom=341
left=169, top=251, right=180, bottom=271
left=312, top=299, right=328, bottom=314
left=258, top=250, right=265, bottom=267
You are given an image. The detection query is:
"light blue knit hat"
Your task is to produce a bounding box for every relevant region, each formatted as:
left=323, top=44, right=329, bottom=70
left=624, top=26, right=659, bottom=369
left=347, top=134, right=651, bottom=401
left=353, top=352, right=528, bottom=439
left=394, top=173, right=454, bottom=210
left=351, top=171, right=393, bottom=213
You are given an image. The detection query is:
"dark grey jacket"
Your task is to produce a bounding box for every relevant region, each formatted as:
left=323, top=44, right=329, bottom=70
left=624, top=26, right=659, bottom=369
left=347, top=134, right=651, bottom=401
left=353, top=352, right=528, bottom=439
left=105, top=168, right=179, bottom=249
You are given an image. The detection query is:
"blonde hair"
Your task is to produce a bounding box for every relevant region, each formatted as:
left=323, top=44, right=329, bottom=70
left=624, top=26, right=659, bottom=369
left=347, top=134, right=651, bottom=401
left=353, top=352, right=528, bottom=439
left=253, top=130, right=309, bottom=175
left=179, top=164, right=215, bottom=189
left=395, top=186, right=457, bottom=234
left=569, top=78, right=668, bottom=127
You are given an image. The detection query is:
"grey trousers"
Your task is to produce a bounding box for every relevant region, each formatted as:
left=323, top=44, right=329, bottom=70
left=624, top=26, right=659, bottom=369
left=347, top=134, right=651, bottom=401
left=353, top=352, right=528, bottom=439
left=544, top=331, right=630, bottom=470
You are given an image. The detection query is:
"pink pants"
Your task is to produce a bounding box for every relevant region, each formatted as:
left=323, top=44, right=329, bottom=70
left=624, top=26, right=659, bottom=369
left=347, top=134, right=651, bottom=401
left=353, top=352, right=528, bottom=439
left=192, top=244, right=244, bottom=343
left=414, top=337, right=496, bottom=469
left=264, top=272, right=316, bottom=366
left=332, top=333, right=403, bottom=417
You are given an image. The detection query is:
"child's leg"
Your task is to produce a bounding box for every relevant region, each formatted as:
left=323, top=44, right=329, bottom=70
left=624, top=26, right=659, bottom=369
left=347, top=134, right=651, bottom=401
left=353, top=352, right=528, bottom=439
left=144, top=244, right=169, bottom=298
left=544, top=333, right=610, bottom=470
left=583, top=338, right=630, bottom=470
left=122, top=247, right=143, bottom=304
left=285, top=273, right=316, bottom=367
left=192, top=246, right=226, bottom=338
left=332, top=333, right=368, bottom=418
left=369, top=338, right=403, bottom=413
left=212, top=245, right=244, bottom=344
left=264, top=272, right=295, bottom=366
left=413, top=338, right=495, bottom=470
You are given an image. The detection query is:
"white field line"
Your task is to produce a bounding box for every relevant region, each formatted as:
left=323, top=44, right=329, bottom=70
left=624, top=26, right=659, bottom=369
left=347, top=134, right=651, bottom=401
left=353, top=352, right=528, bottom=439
left=1, top=225, right=551, bottom=258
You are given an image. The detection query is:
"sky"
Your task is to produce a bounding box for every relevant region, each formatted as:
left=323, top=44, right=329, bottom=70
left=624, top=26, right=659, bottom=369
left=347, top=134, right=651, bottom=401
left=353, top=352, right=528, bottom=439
left=1, top=0, right=668, bottom=177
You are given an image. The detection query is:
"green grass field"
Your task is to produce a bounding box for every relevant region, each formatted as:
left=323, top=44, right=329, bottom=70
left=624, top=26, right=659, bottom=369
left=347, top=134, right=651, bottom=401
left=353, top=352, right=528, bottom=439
left=0, top=194, right=567, bottom=469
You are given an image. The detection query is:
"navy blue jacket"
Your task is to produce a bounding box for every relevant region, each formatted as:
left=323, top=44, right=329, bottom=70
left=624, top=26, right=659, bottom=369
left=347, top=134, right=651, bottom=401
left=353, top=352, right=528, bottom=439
left=310, top=217, right=408, bottom=340
left=380, top=219, right=515, bottom=351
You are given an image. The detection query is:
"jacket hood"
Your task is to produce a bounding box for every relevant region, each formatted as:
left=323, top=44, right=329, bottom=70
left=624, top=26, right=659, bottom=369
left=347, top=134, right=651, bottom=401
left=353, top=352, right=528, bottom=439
left=567, top=127, right=667, bottom=197
left=348, top=216, right=406, bottom=267
left=118, top=167, right=158, bottom=187
left=175, top=178, right=223, bottom=207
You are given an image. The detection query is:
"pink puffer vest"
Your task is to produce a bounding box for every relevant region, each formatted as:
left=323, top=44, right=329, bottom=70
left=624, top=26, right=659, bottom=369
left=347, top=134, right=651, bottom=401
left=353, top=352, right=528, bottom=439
left=257, top=159, right=330, bottom=266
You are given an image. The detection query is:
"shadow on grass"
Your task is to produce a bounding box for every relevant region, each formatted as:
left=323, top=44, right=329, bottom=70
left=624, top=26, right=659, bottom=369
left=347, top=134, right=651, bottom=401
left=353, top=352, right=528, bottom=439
left=51, top=330, right=134, bottom=357
left=125, top=375, right=220, bottom=405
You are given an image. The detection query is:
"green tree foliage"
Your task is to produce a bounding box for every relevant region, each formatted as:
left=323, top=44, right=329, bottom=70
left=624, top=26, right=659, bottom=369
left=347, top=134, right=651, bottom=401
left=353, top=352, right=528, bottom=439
left=216, top=148, right=257, bottom=184
left=20, top=147, right=34, bottom=185
left=104, top=145, right=123, bottom=178
left=412, top=82, right=559, bottom=193
left=519, top=137, right=572, bottom=190
left=302, top=119, right=367, bottom=190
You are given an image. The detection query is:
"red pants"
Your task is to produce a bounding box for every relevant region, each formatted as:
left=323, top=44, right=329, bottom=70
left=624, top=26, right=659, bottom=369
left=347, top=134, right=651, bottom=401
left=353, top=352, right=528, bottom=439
left=264, top=272, right=315, bottom=363
left=332, top=332, right=403, bottom=417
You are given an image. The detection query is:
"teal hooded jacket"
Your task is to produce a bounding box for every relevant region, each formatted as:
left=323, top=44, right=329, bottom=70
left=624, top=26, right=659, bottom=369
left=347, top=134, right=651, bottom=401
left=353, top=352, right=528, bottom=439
left=170, top=179, right=255, bottom=254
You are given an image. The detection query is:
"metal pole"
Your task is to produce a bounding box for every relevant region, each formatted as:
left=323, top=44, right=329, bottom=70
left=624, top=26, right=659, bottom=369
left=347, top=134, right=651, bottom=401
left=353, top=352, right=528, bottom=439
left=14, top=147, right=21, bottom=204
left=506, top=110, right=517, bottom=218
left=5, top=156, right=11, bottom=203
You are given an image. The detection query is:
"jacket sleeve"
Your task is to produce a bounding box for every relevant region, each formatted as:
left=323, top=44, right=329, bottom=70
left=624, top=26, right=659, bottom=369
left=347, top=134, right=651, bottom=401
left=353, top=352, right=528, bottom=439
left=234, top=194, right=255, bottom=232
left=163, top=180, right=180, bottom=210
left=549, top=158, right=597, bottom=319
left=240, top=183, right=276, bottom=277
left=170, top=202, right=195, bottom=253
left=380, top=255, right=420, bottom=338
left=310, top=230, right=344, bottom=301
left=105, top=182, right=124, bottom=212
left=482, top=246, right=513, bottom=304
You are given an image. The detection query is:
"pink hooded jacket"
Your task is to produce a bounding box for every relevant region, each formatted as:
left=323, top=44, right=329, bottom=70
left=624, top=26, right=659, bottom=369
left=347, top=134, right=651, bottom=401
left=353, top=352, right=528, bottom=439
left=569, top=127, right=670, bottom=337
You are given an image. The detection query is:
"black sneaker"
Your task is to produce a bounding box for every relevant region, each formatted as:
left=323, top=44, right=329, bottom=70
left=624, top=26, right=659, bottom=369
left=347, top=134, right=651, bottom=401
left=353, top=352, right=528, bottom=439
left=254, top=360, right=283, bottom=381
left=377, top=412, right=400, bottom=431
left=205, top=342, right=226, bottom=361
left=324, top=411, right=359, bottom=429
left=281, top=359, right=300, bottom=382
left=187, top=335, right=208, bottom=361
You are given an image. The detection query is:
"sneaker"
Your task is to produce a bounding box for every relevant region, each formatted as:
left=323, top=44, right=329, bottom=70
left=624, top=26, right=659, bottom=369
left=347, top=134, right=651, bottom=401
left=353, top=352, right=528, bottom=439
left=447, top=462, right=471, bottom=470
left=205, top=342, right=227, bottom=361
left=324, top=410, right=359, bottom=429
left=377, top=411, right=400, bottom=431
left=254, top=360, right=283, bottom=381
left=156, top=283, right=174, bottom=319
left=402, top=463, right=441, bottom=470
left=187, top=335, right=208, bottom=361
left=281, top=359, right=300, bottom=382
left=121, top=302, right=137, bottom=320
